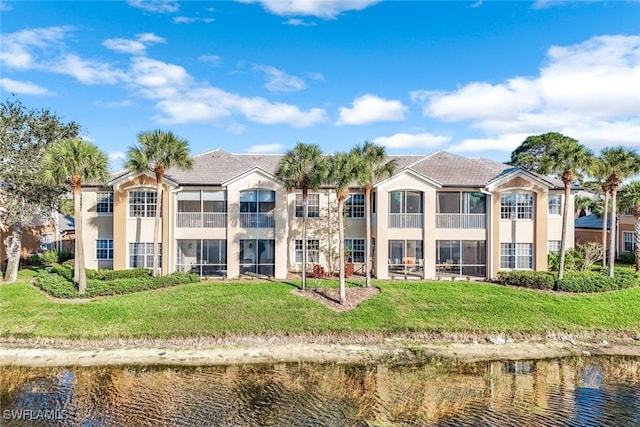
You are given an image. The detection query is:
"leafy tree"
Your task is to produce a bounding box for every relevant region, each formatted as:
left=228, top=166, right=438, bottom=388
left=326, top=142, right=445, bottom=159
left=42, top=139, right=109, bottom=293
left=351, top=142, right=396, bottom=288
left=598, top=147, right=640, bottom=277
left=586, top=157, right=614, bottom=267
left=618, top=181, right=640, bottom=271
left=274, top=143, right=328, bottom=290
left=328, top=152, right=362, bottom=305
left=510, top=132, right=593, bottom=279
left=0, top=98, right=79, bottom=283
left=126, top=130, right=193, bottom=276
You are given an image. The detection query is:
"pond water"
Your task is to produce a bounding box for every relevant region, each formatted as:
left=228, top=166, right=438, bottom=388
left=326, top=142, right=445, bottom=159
left=1, top=356, right=639, bottom=426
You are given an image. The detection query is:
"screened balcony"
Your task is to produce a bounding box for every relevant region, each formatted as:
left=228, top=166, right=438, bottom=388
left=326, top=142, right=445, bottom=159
left=176, top=190, right=227, bottom=228
left=388, top=190, right=424, bottom=228
left=240, top=189, right=275, bottom=228
left=436, top=192, right=486, bottom=229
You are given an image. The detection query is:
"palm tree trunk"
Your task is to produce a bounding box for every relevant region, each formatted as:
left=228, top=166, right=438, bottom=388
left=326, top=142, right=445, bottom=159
left=73, top=183, right=87, bottom=293
left=558, top=185, right=571, bottom=280
left=634, top=216, right=640, bottom=272
left=609, top=188, right=618, bottom=278
left=364, top=185, right=372, bottom=288
left=301, top=189, right=308, bottom=290
left=338, top=196, right=346, bottom=305
left=3, top=224, right=22, bottom=283
left=602, top=191, right=610, bottom=267
left=153, top=181, right=162, bottom=276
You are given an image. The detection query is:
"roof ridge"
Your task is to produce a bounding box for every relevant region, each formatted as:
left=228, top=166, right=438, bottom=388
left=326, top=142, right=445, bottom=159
left=192, top=148, right=221, bottom=158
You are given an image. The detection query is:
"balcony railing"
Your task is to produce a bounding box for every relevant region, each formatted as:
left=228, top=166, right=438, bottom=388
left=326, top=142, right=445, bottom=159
left=388, top=213, right=424, bottom=228
left=176, top=212, right=227, bottom=228
left=436, top=213, right=486, bottom=229
left=240, top=212, right=275, bottom=228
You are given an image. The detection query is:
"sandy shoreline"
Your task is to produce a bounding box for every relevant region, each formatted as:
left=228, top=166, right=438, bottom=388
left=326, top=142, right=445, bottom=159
left=1, top=335, right=639, bottom=366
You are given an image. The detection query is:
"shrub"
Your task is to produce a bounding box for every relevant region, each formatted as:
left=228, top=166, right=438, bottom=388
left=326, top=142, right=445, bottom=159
left=42, top=250, right=59, bottom=264
left=497, top=271, right=555, bottom=290
left=62, top=258, right=75, bottom=268
left=35, top=270, right=200, bottom=298
left=85, top=268, right=150, bottom=281
left=619, top=251, right=635, bottom=265
left=555, top=269, right=639, bottom=293
left=26, top=253, right=43, bottom=266
left=547, top=253, right=559, bottom=272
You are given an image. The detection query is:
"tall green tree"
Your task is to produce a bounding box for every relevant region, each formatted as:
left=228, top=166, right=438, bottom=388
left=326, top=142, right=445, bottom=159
left=585, top=157, right=614, bottom=267
left=0, top=98, right=79, bottom=283
left=510, top=132, right=593, bottom=279
left=42, top=139, right=109, bottom=293
left=618, top=181, right=640, bottom=272
left=598, top=147, right=640, bottom=277
left=351, top=142, right=397, bottom=288
left=274, top=143, right=327, bottom=290
left=126, top=130, right=192, bottom=276
left=328, top=152, right=362, bottom=305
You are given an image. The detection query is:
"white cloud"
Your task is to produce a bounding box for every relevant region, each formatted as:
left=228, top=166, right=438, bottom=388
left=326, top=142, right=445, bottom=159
left=127, top=0, right=179, bottom=13
left=0, top=78, right=54, bottom=95
left=108, top=151, right=126, bottom=170
left=51, top=54, right=127, bottom=84
left=305, top=71, right=325, bottom=81
left=1, top=2, right=13, bottom=11
left=198, top=54, right=221, bottom=66
left=248, top=143, right=285, bottom=153
left=95, top=100, right=134, bottom=108
left=240, top=0, right=381, bottom=19
left=373, top=132, right=451, bottom=150
left=103, top=33, right=166, bottom=55
left=284, top=18, right=317, bottom=26
left=336, top=94, right=407, bottom=125
left=469, top=0, right=483, bottom=8
left=254, top=65, right=306, bottom=93
left=412, top=34, right=640, bottom=152
left=173, top=16, right=215, bottom=24
left=0, top=26, right=71, bottom=70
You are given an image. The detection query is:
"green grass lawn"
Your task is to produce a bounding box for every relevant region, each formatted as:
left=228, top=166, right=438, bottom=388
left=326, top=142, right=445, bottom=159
left=1, top=269, right=639, bottom=339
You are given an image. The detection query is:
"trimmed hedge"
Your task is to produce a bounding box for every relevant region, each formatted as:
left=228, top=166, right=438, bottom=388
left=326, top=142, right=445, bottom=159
left=499, top=269, right=639, bottom=293
left=86, top=268, right=150, bottom=281
left=497, top=271, right=555, bottom=290
left=35, top=270, right=200, bottom=298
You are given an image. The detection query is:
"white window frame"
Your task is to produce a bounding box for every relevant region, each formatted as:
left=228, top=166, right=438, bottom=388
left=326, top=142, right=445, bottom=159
left=623, top=232, right=634, bottom=253
left=40, top=233, right=53, bottom=252
left=294, top=194, right=320, bottom=218
left=500, top=242, right=533, bottom=269
left=500, top=192, right=534, bottom=220
left=294, top=239, right=320, bottom=264
left=548, top=194, right=562, bottom=216
left=548, top=240, right=561, bottom=255
left=129, top=191, right=158, bottom=218
left=128, top=242, right=162, bottom=269
left=345, top=238, right=365, bottom=263
left=346, top=194, right=365, bottom=219
left=96, top=239, right=113, bottom=260
left=96, top=192, right=113, bottom=215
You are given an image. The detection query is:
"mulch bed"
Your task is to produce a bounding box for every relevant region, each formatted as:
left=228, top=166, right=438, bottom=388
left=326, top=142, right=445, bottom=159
left=293, top=286, right=380, bottom=312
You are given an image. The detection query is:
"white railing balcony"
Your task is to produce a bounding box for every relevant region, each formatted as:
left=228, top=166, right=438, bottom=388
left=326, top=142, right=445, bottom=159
left=388, top=213, right=424, bottom=228
left=436, top=213, right=486, bottom=229
left=176, top=212, right=227, bottom=228
left=240, top=212, right=275, bottom=228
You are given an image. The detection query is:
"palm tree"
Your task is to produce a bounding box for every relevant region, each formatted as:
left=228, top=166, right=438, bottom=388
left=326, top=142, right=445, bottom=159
left=351, top=142, right=397, bottom=288
left=585, top=158, right=613, bottom=267
left=328, top=152, right=362, bottom=305
left=42, top=139, right=109, bottom=293
left=274, top=143, right=327, bottom=290
left=126, top=130, right=192, bottom=276
left=598, top=147, right=640, bottom=277
left=511, top=132, right=593, bottom=279
left=618, top=181, right=640, bottom=271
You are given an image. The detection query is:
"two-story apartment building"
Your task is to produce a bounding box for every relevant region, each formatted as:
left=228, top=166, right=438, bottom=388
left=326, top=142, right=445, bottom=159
left=81, top=150, right=573, bottom=280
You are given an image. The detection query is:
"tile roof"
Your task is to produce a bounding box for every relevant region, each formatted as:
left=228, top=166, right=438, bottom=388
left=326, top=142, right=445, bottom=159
left=99, top=149, right=566, bottom=189
left=575, top=214, right=610, bottom=230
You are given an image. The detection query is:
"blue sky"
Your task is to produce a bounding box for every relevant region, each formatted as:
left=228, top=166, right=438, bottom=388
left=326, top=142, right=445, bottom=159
left=1, top=0, right=639, bottom=170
